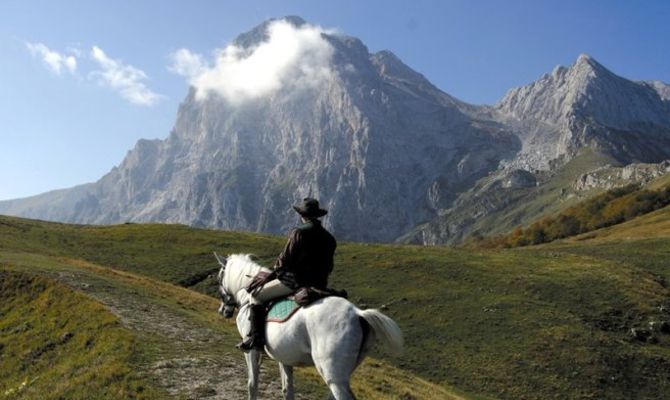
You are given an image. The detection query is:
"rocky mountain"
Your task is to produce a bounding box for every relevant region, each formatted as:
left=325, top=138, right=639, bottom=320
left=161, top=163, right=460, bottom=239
left=404, top=55, right=670, bottom=244
left=494, top=54, right=670, bottom=170
left=646, top=80, right=670, bottom=102
left=1, top=18, right=669, bottom=244
left=0, top=17, right=518, bottom=242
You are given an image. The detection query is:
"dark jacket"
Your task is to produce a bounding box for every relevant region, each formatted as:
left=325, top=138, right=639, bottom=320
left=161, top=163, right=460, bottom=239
left=274, top=219, right=336, bottom=290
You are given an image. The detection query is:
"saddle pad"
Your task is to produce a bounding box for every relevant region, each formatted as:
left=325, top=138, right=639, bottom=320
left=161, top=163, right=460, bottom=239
left=266, top=298, right=301, bottom=323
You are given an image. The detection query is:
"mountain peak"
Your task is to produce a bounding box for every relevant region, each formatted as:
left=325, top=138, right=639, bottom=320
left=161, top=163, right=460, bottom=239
left=571, top=53, right=610, bottom=76
left=232, top=16, right=308, bottom=48
left=575, top=53, right=595, bottom=65
left=370, top=50, right=439, bottom=92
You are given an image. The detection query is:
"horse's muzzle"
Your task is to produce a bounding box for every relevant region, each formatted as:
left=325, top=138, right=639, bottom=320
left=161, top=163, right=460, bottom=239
left=218, top=302, right=235, bottom=318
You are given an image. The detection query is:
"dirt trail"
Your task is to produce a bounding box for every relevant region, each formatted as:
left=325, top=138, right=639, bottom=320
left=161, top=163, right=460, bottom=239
left=34, top=261, right=294, bottom=400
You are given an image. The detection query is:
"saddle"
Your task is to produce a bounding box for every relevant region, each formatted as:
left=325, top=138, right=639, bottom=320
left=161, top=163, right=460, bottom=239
left=294, top=286, right=348, bottom=306
left=265, top=287, right=349, bottom=323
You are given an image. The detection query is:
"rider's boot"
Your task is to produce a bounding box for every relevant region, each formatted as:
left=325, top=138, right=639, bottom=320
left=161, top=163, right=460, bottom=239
left=237, top=304, right=266, bottom=352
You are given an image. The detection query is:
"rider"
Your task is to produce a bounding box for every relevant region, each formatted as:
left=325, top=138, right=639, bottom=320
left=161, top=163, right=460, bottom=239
left=237, top=197, right=337, bottom=352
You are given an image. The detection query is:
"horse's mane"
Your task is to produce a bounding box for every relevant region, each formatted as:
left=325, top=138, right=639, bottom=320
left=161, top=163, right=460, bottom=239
left=224, top=253, right=272, bottom=295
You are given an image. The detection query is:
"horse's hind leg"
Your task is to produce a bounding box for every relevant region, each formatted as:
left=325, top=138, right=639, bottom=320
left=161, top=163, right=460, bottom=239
left=326, top=382, right=356, bottom=400
left=278, top=363, right=294, bottom=400
left=316, top=354, right=358, bottom=400
left=315, top=320, right=363, bottom=399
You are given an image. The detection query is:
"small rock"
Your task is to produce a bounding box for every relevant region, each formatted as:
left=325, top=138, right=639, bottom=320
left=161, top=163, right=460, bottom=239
left=500, top=169, right=537, bottom=189
left=193, top=386, right=216, bottom=397
left=649, top=320, right=670, bottom=334
left=630, top=328, right=651, bottom=342
left=60, top=332, right=74, bottom=343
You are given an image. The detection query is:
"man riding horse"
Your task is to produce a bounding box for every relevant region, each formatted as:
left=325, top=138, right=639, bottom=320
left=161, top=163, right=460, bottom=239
left=237, top=197, right=337, bottom=352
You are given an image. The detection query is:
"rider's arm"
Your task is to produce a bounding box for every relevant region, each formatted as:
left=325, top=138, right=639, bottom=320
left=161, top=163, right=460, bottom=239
left=274, top=228, right=301, bottom=272
left=272, top=228, right=303, bottom=289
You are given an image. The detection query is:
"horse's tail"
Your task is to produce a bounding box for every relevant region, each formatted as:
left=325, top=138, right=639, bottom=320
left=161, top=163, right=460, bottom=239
left=357, top=309, right=403, bottom=357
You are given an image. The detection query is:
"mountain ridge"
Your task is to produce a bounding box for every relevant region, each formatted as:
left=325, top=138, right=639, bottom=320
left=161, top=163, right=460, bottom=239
left=1, top=17, right=669, bottom=244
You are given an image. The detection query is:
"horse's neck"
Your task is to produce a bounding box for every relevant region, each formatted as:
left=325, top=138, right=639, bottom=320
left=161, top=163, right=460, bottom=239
left=233, top=263, right=270, bottom=304
left=228, top=257, right=271, bottom=300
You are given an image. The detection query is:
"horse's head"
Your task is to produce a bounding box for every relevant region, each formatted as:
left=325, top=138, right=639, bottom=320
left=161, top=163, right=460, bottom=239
left=214, top=252, right=236, bottom=318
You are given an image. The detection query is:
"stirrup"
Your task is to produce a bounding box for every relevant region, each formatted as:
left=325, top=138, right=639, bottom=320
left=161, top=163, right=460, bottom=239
left=236, top=338, right=261, bottom=352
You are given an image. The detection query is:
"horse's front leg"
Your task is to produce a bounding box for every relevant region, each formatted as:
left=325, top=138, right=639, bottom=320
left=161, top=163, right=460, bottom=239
left=279, top=363, right=294, bottom=400
left=245, top=350, right=261, bottom=400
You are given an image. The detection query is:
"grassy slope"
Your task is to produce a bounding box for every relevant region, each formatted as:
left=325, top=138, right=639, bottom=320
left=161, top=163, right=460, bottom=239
left=0, top=217, right=284, bottom=285
left=3, top=215, right=670, bottom=399
left=399, top=150, right=618, bottom=244
left=0, top=218, right=456, bottom=400
left=0, top=270, right=164, bottom=399
left=545, top=180, right=670, bottom=285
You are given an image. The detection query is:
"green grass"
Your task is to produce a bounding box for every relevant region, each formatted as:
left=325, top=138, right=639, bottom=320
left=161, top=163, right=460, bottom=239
left=0, top=220, right=453, bottom=399
left=0, top=216, right=284, bottom=286
left=0, top=270, right=164, bottom=399
left=2, top=212, right=670, bottom=399
left=332, top=244, right=670, bottom=399
left=545, top=201, right=670, bottom=283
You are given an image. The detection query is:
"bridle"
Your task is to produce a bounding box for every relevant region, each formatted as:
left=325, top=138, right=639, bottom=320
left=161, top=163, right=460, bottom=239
left=214, top=252, right=238, bottom=318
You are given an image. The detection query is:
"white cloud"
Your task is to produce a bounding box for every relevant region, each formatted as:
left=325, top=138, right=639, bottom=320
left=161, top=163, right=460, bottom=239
left=168, top=48, right=206, bottom=78
left=170, top=20, right=335, bottom=104
left=90, top=46, right=162, bottom=106
left=26, top=42, right=77, bottom=75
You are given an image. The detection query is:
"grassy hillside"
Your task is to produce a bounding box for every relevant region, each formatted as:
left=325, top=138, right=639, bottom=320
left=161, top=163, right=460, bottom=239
left=545, top=193, right=670, bottom=283
left=468, top=150, right=621, bottom=238
left=2, top=214, right=670, bottom=399
left=403, top=150, right=621, bottom=244
left=0, top=270, right=164, bottom=399
left=0, top=217, right=284, bottom=285
left=0, top=217, right=458, bottom=399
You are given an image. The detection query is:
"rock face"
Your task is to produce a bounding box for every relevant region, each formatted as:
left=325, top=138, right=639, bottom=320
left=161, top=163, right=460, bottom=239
left=495, top=54, right=670, bottom=170
left=646, top=81, right=670, bottom=102
left=574, top=160, right=670, bottom=191
left=1, top=19, right=669, bottom=244
left=404, top=55, right=670, bottom=244
left=0, top=17, right=518, bottom=242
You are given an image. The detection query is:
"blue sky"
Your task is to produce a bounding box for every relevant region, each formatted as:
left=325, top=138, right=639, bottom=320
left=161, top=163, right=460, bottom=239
left=1, top=0, right=669, bottom=201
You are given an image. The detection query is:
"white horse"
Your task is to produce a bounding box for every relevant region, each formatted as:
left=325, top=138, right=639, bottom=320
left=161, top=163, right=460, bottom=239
left=215, top=253, right=403, bottom=400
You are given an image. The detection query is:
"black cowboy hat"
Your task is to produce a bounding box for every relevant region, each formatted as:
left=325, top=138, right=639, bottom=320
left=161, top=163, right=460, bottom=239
left=293, top=198, right=328, bottom=218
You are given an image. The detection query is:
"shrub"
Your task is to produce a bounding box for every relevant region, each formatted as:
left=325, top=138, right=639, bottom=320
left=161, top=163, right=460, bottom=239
left=482, top=183, right=670, bottom=248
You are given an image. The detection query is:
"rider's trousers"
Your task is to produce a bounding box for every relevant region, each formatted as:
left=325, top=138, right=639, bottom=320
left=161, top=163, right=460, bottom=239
left=250, top=279, right=293, bottom=305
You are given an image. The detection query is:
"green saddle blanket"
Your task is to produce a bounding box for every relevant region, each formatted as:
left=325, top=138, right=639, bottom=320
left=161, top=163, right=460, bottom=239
left=266, top=298, right=301, bottom=323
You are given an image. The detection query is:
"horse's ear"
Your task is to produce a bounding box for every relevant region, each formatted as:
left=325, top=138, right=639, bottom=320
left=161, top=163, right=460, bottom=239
left=213, top=252, right=228, bottom=268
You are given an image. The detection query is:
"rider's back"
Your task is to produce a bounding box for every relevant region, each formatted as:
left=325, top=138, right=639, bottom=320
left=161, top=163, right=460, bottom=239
left=276, top=219, right=336, bottom=289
